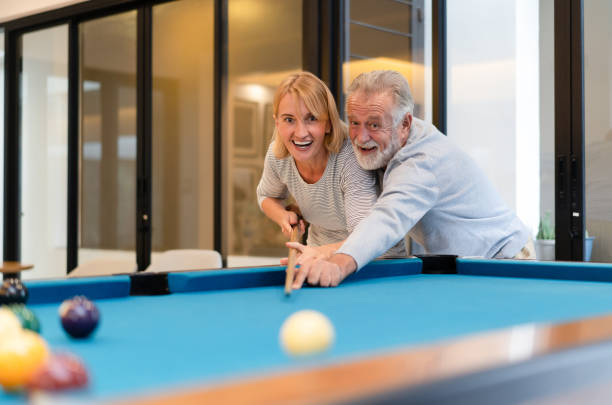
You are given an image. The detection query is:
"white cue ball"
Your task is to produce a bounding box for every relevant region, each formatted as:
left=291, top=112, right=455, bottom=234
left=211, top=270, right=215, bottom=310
left=279, top=310, right=335, bottom=356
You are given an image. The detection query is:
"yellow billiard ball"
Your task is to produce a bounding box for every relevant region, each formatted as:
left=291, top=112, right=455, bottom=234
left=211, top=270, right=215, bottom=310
left=0, top=329, right=49, bottom=391
left=279, top=310, right=335, bottom=356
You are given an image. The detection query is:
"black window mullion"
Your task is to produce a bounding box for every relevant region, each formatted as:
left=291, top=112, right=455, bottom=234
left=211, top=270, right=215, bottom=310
left=554, top=0, right=584, bottom=261
left=3, top=31, right=22, bottom=280
left=67, top=21, right=79, bottom=274
left=302, top=0, right=344, bottom=101
left=333, top=0, right=345, bottom=109
left=302, top=0, right=320, bottom=77
left=570, top=0, right=585, bottom=261
left=136, top=6, right=152, bottom=271
left=432, top=0, right=447, bottom=134
left=309, top=0, right=343, bottom=114
left=214, top=0, right=228, bottom=267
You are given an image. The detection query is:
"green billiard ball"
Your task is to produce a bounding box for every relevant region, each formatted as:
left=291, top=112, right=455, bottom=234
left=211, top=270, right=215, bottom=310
left=6, top=304, right=41, bottom=333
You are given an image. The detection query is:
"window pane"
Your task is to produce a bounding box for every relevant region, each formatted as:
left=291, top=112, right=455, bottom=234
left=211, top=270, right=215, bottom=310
left=350, top=0, right=412, bottom=34
left=79, top=12, right=137, bottom=268
left=151, top=0, right=214, bottom=252
left=20, top=25, right=68, bottom=279
left=585, top=1, right=612, bottom=262
left=447, top=1, right=555, bottom=259
left=344, top=0, right=429, bottom=120
left=227, top=0, right=302, bottom=266
left=349, top=23, right=412, bottom=61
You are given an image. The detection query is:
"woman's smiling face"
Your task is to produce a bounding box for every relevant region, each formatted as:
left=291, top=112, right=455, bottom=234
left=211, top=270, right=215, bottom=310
left=275, top=93, right=330, bottom=165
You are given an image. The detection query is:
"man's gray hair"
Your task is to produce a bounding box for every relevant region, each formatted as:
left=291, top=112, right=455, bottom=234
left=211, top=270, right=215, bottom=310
left=347, top=70, right=414, bottom=125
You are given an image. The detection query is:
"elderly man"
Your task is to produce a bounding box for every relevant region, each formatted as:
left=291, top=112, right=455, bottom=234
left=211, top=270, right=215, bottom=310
left=288, top=70, right=533, bottom=289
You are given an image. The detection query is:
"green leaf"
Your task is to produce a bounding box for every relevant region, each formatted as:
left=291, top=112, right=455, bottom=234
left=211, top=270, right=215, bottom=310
left=536, top=211, right=555, bottom=240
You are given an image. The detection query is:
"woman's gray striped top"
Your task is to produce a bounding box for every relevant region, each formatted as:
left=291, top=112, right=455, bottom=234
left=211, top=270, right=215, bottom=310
left=257, top=138, right=406, bottom=257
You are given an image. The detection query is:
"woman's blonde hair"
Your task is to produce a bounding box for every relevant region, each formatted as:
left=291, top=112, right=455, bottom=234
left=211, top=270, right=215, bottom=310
left=272, top=72, right=346, bottom=158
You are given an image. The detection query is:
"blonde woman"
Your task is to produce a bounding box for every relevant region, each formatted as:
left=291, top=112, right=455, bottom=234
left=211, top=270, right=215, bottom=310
left=256, top=72, right=404, bottom=283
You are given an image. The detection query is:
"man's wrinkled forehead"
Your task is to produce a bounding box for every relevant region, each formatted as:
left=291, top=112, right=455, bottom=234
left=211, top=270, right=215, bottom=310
left=347, top=91, right=393, bottom=118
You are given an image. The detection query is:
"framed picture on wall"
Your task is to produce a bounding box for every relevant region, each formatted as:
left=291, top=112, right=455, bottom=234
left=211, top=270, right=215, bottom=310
left=262, top=103, right=275, bottom=156
left=232, top=166, right=257, bottom=203
left=233, top=99, right=259, bottom=157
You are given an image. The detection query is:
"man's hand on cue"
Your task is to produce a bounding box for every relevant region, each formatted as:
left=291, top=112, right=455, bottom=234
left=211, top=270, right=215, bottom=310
left=284, top=248, right=357, bottom=289
left=280, top=242, right=340, bottom=266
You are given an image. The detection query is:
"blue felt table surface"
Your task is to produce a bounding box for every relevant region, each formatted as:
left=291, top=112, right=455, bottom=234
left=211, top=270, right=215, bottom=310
left=5, top=260, right=612, bottom=403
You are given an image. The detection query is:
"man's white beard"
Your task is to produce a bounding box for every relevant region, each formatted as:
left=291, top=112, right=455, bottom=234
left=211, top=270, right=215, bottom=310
left=352, top=131, right=401, bottom=170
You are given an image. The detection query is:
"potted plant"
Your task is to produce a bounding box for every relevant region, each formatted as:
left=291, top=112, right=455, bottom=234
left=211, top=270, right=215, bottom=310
left=534, top=211, right=596, bottom=261
left=535, top=212, right=555, bottom=261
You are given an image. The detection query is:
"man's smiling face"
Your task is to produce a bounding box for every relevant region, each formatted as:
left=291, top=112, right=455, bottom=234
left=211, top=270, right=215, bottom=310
left=347, top=91, right=406, bottom=170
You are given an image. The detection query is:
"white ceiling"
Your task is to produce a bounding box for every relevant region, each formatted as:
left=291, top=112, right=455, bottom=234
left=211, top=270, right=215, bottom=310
left=0, top=0, right=88, bottom=24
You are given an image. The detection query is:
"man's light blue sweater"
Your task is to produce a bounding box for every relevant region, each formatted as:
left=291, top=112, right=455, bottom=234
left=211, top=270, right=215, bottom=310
left=337, top=118, right=531, bottom=270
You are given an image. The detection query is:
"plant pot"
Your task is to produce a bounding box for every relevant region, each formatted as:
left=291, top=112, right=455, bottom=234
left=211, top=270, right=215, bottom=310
left=535, top=239, right=555, bottom=261
left=585, top=236, right=595, bottom=262
left=534, top=237, right=595, bottom=261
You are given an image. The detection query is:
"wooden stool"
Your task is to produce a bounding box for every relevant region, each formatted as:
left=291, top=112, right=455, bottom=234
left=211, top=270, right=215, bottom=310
left=1, top=261, right=34, bottom=280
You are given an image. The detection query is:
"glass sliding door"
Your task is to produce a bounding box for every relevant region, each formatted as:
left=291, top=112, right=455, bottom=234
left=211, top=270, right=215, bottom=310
left=226, top=0, right=303, bottom=266
left=79, top=12, right=137, bottom=269
left=20, top=25, right=69, bottom=279
left=151, top=0, right=214, bottom=256
left=447, top=0, right=555, bottom=259
left=584, top=1, right=612, bottom=262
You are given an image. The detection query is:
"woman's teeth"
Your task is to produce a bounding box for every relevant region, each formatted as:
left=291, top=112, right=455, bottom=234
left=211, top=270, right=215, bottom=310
left=293, top=140, right=313, bottom=147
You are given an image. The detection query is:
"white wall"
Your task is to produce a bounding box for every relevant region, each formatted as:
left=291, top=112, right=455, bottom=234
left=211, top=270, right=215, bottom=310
left=447, top=0, right=517, bottom=207
left=447, top=0, right=542, bottom=236
left=0, top=0, right=87, bottom=23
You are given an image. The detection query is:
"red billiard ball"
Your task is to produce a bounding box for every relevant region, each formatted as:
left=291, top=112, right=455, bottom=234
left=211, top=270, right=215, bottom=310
left=26, top=352, right=88, bottom=391
left=59, top=296, right=100, bottom=339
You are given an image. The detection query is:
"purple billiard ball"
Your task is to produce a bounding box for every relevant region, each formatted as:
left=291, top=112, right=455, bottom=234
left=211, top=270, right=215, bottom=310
left=59, top=296, right=100, bottom=338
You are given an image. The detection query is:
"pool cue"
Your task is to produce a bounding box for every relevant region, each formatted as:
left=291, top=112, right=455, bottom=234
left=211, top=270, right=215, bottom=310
left=284, top=224, right=300, bottom=295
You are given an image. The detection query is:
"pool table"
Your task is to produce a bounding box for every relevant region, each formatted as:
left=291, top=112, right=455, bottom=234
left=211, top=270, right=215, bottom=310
left=5, top=257, right=612, bottom=404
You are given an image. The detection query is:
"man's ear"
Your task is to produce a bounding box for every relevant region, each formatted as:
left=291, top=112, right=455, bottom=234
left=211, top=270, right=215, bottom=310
left=399, top=114, right=412, bottom=146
